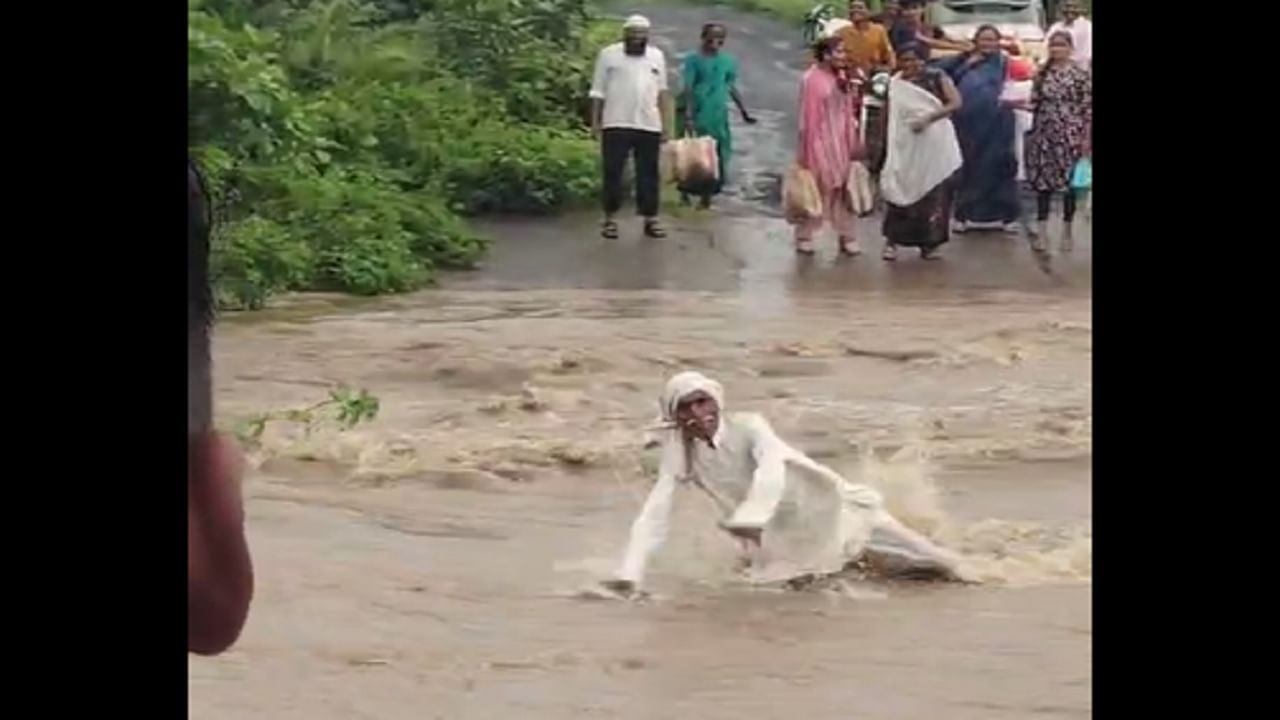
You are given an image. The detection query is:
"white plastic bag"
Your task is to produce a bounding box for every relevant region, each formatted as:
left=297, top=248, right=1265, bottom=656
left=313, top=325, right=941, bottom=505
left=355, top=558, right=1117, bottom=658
left=669, top=136, right=719, bottom=185
left=847, top=161, right=875, bottom=217
left=783, top=165, right=823, bottom=224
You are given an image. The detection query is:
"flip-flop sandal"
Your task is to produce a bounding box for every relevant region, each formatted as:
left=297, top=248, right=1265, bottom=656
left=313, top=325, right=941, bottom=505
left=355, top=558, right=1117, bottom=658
left=643, top=220, right=667, bottom=238
left=838, top=239, right=862, bottom=257
left=601, top=220, right=619, bottom=239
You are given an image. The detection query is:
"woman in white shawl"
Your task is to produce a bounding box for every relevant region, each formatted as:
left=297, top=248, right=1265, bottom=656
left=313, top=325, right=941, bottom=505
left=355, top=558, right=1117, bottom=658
left=878, top=43, right=963, bottom=262
left=602, top=371, right=968, bottom=597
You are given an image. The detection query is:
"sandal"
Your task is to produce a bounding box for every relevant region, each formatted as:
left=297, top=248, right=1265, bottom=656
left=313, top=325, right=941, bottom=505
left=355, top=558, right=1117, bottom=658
left=882, top=244, right=898, bottom=262
left=643, top=218, right=667, bottom=238
left=838, top=238, right=862, bottom=257
left=601, top=219, right=619, bottom=239
left=920, top=246, right=942, bottom=261
left=795, top=238, right=816, bottom=255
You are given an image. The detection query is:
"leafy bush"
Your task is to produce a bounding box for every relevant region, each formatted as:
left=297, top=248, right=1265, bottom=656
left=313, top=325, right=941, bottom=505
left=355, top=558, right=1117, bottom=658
left=190, top=0, right=612, bottom=308
left=212, top=215, right=313, bottom=309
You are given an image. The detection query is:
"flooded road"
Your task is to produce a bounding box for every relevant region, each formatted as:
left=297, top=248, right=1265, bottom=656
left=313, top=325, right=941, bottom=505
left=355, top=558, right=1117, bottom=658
left=190, top=5, right=1091, bottom=719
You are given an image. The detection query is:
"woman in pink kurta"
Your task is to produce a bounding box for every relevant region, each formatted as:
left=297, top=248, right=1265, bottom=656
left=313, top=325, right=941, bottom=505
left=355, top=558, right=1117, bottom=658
left=795, top=36, right=862, bottom=256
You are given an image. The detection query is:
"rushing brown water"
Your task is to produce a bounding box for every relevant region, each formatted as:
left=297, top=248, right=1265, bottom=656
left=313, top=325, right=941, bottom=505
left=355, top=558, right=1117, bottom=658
left=190, top=219, right=1091, bottom=719
left=189, top=7, right=1090, bottom=718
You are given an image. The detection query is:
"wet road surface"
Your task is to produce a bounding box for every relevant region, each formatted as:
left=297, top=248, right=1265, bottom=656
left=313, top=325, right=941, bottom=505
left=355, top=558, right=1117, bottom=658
left=452, top=3, right=1090, bottom=299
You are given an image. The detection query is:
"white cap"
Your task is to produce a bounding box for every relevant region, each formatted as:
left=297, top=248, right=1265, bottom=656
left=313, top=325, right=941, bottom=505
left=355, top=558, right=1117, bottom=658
left=623, top=14, right=651, bottom=30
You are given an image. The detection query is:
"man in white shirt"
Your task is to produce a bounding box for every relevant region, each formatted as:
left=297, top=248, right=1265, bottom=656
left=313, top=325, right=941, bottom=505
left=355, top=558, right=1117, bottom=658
left=1046, top=0, right=1092, bottom=69
left=589, top=14, right=673, bottom=240
left=602, top=371, right=969, bottom=597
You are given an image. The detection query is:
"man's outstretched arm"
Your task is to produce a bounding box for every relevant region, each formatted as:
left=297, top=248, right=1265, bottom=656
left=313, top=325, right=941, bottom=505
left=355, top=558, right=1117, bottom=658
left=722, top=416, right=789, bottom=535
left=613, top=441, right=682, bottom=589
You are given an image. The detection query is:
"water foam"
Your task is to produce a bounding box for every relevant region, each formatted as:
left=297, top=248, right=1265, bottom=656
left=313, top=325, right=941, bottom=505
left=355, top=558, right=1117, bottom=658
left=249, top=423, right=1091, bottom=591
left=852, top=445, right=1091, bottom=587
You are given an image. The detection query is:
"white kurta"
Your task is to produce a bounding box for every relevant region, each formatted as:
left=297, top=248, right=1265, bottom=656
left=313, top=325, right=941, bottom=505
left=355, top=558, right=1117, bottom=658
left=619, top=410, right=908, bottom=586
left=617, top=372, right=963, bottom=587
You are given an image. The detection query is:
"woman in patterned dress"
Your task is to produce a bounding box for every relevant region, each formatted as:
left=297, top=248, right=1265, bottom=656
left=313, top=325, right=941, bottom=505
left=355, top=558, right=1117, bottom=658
left=1020, top=31, right=1092, bottom=253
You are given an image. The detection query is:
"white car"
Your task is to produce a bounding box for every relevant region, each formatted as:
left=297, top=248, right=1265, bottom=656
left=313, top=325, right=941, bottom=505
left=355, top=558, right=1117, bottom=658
left=929, top=0, right=1049, bottom=63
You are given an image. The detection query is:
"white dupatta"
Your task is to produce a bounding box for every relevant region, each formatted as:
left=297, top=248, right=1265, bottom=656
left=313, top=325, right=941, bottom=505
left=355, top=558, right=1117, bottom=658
left=879, top=75, right=963, bottom=207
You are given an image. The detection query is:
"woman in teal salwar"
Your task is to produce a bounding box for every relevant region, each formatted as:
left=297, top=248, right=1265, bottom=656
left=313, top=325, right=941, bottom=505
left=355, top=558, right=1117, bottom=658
left=678, top=23, right=757, bottom=208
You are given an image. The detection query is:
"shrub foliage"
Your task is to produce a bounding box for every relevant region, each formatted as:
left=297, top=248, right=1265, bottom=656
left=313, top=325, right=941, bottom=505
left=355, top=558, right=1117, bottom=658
left=190, top=0, right=611, bottom=308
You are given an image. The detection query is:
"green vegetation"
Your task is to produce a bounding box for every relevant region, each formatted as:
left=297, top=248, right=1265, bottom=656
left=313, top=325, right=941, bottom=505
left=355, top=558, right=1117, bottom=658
left=234, top=385, right=382, bottom=448
left=190, top=0, right=616, bottom=309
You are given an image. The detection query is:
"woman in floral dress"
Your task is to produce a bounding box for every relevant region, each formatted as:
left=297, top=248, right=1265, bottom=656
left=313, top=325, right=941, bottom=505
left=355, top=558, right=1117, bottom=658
left=1022, top=30, right=1092, bottom=253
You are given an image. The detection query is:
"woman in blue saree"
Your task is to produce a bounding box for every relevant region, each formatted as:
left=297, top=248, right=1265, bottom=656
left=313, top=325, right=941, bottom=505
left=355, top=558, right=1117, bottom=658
left=941, top=25, right=1020, bottom=232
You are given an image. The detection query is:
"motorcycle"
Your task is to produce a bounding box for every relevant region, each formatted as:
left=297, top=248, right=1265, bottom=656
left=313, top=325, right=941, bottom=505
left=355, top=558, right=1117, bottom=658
left=861, top=70, right=890, bottom=171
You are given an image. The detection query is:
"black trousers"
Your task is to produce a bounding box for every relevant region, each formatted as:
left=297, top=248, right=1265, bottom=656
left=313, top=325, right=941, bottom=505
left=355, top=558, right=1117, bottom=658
left=602, top=128, right=661, bottom=218
left=1036, top=190, right=1078, bottom=223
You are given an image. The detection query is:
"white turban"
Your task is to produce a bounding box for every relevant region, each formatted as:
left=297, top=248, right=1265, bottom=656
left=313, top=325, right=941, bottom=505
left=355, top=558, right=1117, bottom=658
left=642, top=371, right=725, bottom=481
left=623, top=14, right=651, bottom=30
left=660, top=371, right=724, bottom=423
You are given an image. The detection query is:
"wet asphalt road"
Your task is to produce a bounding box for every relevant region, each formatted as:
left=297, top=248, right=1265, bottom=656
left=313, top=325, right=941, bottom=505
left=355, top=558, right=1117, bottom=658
left=444, top=2, right=1091, bottom=300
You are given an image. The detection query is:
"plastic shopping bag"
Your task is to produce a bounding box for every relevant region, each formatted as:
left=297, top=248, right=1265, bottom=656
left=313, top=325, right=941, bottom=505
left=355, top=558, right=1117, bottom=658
left=784, top=165, right=823, bottom=224
left=670, top=136, right=719, bottom=186
left=847, top=161, right=875, bottom=217
left=1070, top=157, right=1092, bottom=191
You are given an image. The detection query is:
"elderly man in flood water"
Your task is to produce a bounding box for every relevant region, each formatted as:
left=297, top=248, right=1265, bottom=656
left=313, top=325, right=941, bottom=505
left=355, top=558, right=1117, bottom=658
left=603, top=371, right=970, bottom=597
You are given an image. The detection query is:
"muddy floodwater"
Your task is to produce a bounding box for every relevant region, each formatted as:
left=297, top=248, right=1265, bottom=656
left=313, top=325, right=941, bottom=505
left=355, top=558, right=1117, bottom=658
left=189, top=5, right=1091, bottom=719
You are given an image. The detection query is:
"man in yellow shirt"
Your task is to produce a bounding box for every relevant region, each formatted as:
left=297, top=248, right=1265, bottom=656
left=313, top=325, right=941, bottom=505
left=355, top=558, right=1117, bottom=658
left=837, top=1, right=896, bottom=76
